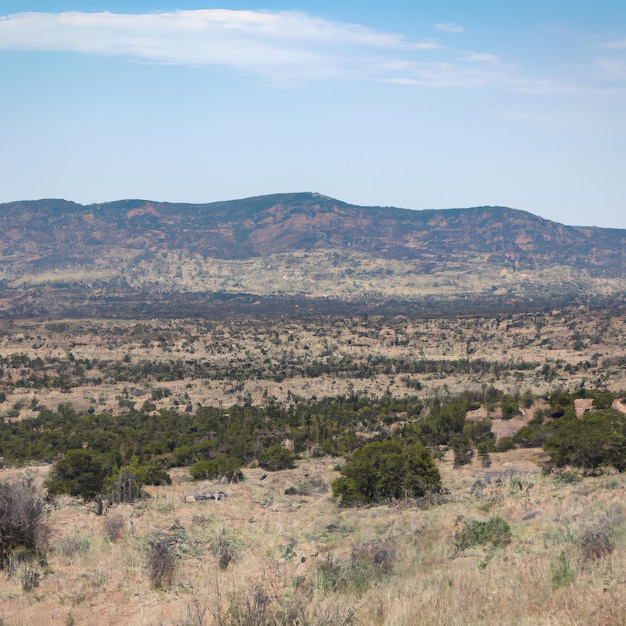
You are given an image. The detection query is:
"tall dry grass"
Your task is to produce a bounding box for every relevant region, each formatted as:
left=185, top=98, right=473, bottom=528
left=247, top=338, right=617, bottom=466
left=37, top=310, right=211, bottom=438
left=0, top=453, right=624, bottom=625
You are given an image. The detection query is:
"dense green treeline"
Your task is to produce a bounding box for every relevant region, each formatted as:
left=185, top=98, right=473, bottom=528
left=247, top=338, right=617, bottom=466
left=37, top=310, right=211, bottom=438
left=0, top=351, right=542, bottom=390
left=1, top=386, right=625, bottom=504
left=0, top=393, right=423, bottom=468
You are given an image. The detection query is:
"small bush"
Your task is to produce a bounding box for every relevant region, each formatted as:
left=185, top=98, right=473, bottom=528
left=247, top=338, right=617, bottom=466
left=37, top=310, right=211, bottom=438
left=148, top=538, right=177, bottom=589
left=55, top=534, right=91, bottom=560
left=211, top=528, right=244, bottom=570
left=224, top=585, right=270, bottom=626
left=0, top=478, right=49, bottom=566
left=257, top=444, right=296, bottom=472
left=103, top=513, right=126, bottom=542
left=189, top=455, right=240, bottom=482
left=495, top=437, right=515, bottom=453
left=134, top=463, right=172, bottom=487
left=456, top=516, right=512, bottom=551
left=315, top=555, right=343, bottom=593
left=6, top=549, right=44, bottom=592
left=477, top=442, right=492, bottom=468
left=580, top=525, right=614, bottom=561
left=17, top=559, right=41, bottom=591
left=501, top=396, right=520, bottom=420
left=104, top=464, right=171, bottom=503
left=551, top=550, right=575, bottom=589
left=314, top=540, right=397, bottom=594
left=452, top=436, right=473, bottom=468
left=349, top=540, right=397, bottom=591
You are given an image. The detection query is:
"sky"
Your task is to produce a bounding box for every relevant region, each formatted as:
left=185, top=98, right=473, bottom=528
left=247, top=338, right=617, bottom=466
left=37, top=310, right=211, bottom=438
left=1, top=2, right=625, bottom=228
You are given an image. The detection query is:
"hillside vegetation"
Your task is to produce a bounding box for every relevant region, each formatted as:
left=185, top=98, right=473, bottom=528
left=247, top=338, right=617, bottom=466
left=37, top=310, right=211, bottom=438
left=0, top=308, right=625, bottom=624
left=1, top=193, right=625, bottom=317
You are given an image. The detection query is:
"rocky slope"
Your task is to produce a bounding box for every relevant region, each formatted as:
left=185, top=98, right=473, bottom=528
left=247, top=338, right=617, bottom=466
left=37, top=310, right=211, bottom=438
left=0, top=193, right=624, bottom=317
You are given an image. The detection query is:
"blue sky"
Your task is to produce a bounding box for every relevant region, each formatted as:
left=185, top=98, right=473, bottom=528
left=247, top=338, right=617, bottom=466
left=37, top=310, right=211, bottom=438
left=1, top=2, right=625, bottom=228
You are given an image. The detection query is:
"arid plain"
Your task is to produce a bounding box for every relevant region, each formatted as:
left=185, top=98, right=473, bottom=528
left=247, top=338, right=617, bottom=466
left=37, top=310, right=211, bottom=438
left=0, top=307, right=624, bottom=624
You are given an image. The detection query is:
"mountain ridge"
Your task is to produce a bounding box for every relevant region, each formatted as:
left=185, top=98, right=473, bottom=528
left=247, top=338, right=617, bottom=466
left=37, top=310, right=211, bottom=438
left=1, top=192, right=623, bottom=266
left=0, top=192, right=624, bottom=318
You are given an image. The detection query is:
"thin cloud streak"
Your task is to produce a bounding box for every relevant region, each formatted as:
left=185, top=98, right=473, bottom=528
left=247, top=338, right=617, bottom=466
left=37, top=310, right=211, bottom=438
left=0, top=9, right=441, bottom=83
left=433, top=22, right=465, bottom=33
left=0, top=9, right=535, bottom=89
left=0, top=9, right=601, bottom=94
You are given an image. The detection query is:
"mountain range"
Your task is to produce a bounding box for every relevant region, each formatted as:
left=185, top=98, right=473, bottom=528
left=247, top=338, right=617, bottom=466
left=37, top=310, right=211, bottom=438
left=0, top=193, right=624, bottom=318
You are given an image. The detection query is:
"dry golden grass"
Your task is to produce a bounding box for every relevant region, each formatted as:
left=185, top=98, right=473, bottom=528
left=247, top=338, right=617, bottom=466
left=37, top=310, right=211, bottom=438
left=0, top=450, right=624, bottom=626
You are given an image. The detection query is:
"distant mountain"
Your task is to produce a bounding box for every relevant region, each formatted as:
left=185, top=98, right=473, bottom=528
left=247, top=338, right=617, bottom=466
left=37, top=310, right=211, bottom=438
left=0, top=193, right=624, bottom=317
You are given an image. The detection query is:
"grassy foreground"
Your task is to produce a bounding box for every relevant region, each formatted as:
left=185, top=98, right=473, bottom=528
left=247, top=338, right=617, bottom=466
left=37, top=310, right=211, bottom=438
left=0, top=448, right=624, bottom=626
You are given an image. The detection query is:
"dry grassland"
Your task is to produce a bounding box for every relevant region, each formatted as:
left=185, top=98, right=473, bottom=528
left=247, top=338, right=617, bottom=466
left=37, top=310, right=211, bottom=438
left=1, top=307, right=625, bottom=421
left=0, top=308, right=625, bottom=624
left=0, top=450, right=624, bottom=626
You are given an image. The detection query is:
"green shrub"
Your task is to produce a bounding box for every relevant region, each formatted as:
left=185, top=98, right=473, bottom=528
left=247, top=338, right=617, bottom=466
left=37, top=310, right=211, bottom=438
left=103, top=463, right=170, bottom=503
left=45, top=449, right=109, bottom=500
left=551, top=550, right=575, bottom=589
left=477, top=441, right=492, bottom=468
left=452, top=435, right=472, bottom=468
left=529, top=409, right=545, bottom=427
left=501, top=396, right=520, bottom=420
left=189, top=455, right=240, bottom=481
left=211, top=528, right=244, bottom=571
left=548, top=392, right=575, bottom=419
left=495, top=436, right=515, bottom=452
left=135, top=463, right=171, bottom=486
left=590, top=391, right=615, bottom=410
left=543, top=409, right=626, bottom=471
left=332, top=439, right=440, bottom=506
left=257, top=444, right=296, bottom=472
left=464, top=419, right=495, bottom=446
left=189, top=459, right=219, bottom=481
left=456, top=516, right=512, bottom=551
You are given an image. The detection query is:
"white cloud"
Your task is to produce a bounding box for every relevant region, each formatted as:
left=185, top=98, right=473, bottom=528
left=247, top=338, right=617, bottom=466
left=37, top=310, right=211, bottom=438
left=0, top=9, right=556, bottom=92
left=433, top=22, right=465, bottom=33
left=0, top=9, right=442, bottom=84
